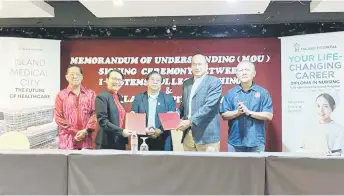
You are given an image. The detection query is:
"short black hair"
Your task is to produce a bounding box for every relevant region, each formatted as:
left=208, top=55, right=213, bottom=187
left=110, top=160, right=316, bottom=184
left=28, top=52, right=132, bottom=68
left=107, top=69, right=124, bottom=79
left=146, top=71, right=164, bottom=81
left=317, top=93, right=336, bottom=110
left=66, top=64, right=83, bottom=75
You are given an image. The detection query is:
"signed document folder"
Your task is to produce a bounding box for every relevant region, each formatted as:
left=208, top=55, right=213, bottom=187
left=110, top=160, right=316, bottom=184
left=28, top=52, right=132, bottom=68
left=125, top=113, right=146, bottom=135
left=158, top=112, right=181, bottom=130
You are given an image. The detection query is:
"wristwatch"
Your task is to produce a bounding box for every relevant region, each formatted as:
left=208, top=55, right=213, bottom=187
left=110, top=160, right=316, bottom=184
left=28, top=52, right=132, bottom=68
left=86, top=128, right=94, bottom=134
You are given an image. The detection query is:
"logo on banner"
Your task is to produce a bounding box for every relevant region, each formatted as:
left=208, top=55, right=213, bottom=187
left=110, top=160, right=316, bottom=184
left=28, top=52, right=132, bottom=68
left=293, top=42, right=337, bottom=53
left=293, top=43, right=300, bottom=52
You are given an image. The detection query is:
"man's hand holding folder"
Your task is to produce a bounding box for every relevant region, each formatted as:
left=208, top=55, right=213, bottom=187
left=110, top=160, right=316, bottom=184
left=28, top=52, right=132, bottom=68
left=122, top=129, right=136, bottom=137
left=158, top=112, right=181, bottom=131
left=145, top=127, right=162, bottom=138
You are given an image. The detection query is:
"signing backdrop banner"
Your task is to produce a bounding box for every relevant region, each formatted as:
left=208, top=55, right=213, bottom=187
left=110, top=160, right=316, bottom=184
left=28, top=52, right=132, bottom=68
left=281, top=32, right=344, bottom=152
left=0, top=37, right=61, bottom=149
left=61, top=38, right=281, bottom=151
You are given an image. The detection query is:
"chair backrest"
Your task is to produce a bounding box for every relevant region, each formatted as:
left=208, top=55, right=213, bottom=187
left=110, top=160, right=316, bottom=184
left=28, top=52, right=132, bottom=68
left=0, top=132, right=30, bottom=149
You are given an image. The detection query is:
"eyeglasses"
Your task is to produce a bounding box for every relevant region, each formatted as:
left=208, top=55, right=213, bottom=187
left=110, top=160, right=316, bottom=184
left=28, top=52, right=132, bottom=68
left=237, top=68, right=252, bottom=73
left=111, top=78, right=124, bottom=84
left=149, top=78, right=162, bottom=83
left=68, top=73, right=82, bottom=77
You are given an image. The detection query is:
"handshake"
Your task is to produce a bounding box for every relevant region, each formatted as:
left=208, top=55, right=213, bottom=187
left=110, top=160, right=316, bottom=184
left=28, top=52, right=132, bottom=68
left=145, top=127, right=162, bottom=139
left=128, top=111, right=162, bottom=138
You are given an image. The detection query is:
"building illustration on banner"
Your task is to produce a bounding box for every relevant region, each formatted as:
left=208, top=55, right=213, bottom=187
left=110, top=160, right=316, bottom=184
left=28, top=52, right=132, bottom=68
left=0, top=106, right=58, bottom=149
left=0, top=37, right=61, bottom=149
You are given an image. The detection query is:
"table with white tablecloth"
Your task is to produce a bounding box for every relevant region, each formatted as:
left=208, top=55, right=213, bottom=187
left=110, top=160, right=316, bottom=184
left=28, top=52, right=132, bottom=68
left=264, top=153, right=344, bottom=195
left=1, top=150, right=344, bottom=195
left=68, top=150, right=266, bottom=195
left=0, top=150, right=68, bottom=195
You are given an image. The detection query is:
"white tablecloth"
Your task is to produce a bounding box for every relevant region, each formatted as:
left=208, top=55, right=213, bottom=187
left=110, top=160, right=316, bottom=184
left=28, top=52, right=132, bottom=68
left=1, top=150, right=343, bottom=195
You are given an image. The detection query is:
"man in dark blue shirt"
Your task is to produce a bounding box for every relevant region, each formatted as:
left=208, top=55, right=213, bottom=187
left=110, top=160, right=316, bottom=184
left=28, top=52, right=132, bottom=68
left=220, top=61, right=273, bottom=152
left=131, top=71, right=176, bottom=151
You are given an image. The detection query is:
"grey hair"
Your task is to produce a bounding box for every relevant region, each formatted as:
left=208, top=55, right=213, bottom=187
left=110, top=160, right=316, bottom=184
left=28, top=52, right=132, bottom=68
left=237, top=60, right=256, bottom=71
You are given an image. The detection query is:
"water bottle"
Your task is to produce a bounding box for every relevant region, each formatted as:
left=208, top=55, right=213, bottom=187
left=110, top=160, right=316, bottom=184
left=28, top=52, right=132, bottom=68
left=131, top=134, right=138, bottom=153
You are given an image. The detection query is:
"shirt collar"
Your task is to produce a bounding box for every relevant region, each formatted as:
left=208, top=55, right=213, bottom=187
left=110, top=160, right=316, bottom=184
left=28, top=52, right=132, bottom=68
left=193, top=73, right=207, bottom=82
left=236, top=82, right=257, bottom=93
left=148, top=92, right=159, bottom=99
left=107, top=87, right=118, bottom=95
left=66, top=85, right=86, bottom=95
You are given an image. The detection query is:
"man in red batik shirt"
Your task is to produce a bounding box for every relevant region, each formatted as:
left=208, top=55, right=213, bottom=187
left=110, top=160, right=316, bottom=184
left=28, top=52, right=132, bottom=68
left=55, top=64, right=97, bottom=149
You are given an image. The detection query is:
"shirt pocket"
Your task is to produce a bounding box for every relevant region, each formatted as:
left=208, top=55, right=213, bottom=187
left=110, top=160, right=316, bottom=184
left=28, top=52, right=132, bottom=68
left=250, top=96, right=261, bottom=112
left=231, top=95, right=241, bottom=110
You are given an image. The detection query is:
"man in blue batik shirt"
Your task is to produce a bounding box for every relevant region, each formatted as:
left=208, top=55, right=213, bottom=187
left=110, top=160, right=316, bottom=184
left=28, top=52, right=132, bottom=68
left=220, top=60, right=273, bottom=152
